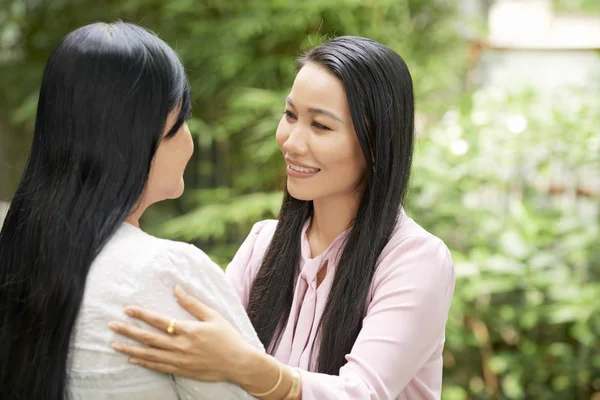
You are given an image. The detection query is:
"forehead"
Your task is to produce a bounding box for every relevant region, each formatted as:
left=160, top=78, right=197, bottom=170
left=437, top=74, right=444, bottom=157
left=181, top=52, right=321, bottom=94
left=290, top=62, right=349, bottom=112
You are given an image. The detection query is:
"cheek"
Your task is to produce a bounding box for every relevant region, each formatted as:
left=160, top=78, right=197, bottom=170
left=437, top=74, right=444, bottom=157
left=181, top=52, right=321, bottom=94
left=275, top=119, right=289, bottom=151
left=327, top=137, right=366, bottom=178
left=184, top=129, right=194, bottom=160
left=351, top=144, right=366, bottom=172
left=149, top=136, right=191, bottom=191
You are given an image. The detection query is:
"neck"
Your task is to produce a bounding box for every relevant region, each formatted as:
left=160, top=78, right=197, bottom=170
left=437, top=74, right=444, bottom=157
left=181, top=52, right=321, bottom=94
left=309, top=191, right=361, bottom=255
left=124, top=215, right=141, bottom=228
left=125, top=202, right=149, bottom=228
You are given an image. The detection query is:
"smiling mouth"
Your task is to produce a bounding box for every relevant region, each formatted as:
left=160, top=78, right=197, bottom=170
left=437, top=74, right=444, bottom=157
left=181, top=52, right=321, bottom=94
left=288, top=164, right=320, bottom=173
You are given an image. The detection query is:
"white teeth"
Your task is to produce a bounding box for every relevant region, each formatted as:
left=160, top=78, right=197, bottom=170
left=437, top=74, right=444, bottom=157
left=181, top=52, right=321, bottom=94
left=289, top=164, right=319, bottom=173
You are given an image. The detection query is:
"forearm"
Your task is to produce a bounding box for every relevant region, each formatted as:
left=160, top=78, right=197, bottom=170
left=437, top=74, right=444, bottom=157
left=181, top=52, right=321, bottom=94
left=233, top=347, right=302, bottom=400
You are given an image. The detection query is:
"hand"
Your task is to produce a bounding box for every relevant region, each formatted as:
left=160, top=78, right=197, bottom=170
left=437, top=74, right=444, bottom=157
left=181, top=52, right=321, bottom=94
left=109, top=285, right=255, bottom=383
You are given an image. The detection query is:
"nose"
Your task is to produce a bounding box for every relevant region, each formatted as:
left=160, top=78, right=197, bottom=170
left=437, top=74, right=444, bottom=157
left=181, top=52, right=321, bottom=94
left=282, top=125, right=309, bottom=156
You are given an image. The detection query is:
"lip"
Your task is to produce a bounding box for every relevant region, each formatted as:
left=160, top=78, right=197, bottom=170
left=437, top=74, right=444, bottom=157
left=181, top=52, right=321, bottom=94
left=285, top=157, right=320, bottom=170
left=284, top=157, right=320, bottom=178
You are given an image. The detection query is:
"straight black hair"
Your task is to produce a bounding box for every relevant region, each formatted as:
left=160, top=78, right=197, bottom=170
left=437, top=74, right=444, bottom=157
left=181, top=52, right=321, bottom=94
left=246, top=36, right=415, bottom=374
left=0, top=22, right=191, bottom=399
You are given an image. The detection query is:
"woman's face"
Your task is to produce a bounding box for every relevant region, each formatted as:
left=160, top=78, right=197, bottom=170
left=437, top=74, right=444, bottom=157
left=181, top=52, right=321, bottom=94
left=145, top=107, right=194, bottom=205
left=276, top=62, right=367, bottom=203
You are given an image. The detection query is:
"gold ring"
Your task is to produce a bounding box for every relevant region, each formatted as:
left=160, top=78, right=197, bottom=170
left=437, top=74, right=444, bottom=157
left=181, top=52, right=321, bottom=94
left=166, top=318, right=177, bottom=335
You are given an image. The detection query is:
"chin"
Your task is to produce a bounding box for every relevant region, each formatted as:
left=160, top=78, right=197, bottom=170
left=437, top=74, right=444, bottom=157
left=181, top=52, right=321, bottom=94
left=287, top=183, right=315, bottom=202
left=166, top=181, right=185, bottom=199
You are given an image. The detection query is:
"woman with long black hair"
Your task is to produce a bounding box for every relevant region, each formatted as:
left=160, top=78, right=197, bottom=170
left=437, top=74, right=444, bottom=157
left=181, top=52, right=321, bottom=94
left=0, top=22, right=263, bottom=400
left=110, top=36, right=456, bottom=400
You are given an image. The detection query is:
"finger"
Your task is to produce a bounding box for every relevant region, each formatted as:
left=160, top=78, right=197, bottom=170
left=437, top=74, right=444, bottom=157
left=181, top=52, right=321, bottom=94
left=108, top=321, right=175, bottom=350
left=174, top=285, right=217, bottom=321
left=112, top=342, right=183, bottom=367
left=123, top=306, right=172, bottom=332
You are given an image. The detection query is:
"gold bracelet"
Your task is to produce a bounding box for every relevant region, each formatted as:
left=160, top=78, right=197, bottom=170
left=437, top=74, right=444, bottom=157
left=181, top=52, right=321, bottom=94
left=283, top=367, right=301, bottom=400
left=248, top=357, right=283, bottom=397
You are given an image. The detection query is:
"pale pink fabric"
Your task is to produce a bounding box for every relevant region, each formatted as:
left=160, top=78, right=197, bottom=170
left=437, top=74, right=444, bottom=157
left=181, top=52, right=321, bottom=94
left=225, top=209, right=455, bottom=400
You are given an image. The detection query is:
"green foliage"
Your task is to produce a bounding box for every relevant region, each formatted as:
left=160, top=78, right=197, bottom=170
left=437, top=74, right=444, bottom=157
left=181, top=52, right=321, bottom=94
left=554, top=0, right=600, bottom=14
left=408, top=89, right=600, bottom=399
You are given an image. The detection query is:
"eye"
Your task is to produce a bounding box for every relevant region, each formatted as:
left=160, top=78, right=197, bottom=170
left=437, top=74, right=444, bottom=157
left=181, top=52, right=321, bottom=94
left=284, top=110, right=297, bottom=120
left=312, top=121, right=332, bottom=131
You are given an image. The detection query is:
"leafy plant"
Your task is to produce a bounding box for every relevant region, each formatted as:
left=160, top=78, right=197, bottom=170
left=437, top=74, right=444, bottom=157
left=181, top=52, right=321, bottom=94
left=409, top=89, right=600, bottom=399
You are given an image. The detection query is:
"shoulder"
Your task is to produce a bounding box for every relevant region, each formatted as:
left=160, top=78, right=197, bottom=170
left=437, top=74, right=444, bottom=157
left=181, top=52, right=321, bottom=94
left=381, top=210, right=452, bottom=264
left=246, top=219, right=279, bottom=246
left=373, top=210, right=454, bottom=292
left=97, top=225, right=261, bottom=341
left=224, top=219, right=278, bottom=303
left=247, top=219, right=278, bottom=252
left=228, top=219, right=278, bottom=269
left=140, top=236, right=227, bottom=291
left=94, top=223, right=223, bottom=288
left=79, top=225, right=230, bottom=348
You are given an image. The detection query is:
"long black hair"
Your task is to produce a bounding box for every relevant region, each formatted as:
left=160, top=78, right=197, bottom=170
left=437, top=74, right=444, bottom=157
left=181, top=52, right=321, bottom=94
left=246, top=36, right=415, bottom=374
left=0, top=22, right=191, bottom=399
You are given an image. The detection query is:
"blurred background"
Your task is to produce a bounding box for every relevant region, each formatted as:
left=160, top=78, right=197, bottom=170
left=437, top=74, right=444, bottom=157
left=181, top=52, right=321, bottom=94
left=0, top=0, right=599, bottom=398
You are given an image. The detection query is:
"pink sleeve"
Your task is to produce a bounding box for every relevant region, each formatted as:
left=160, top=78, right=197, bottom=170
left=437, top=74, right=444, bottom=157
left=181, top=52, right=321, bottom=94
left=299, top=236, right=456, bottom=400
left=225, top=220, right=275, bottom=308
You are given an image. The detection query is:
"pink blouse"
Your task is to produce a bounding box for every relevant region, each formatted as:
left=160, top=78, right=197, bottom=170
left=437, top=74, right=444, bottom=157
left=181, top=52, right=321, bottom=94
left=225, top=209, right=455, bottom=400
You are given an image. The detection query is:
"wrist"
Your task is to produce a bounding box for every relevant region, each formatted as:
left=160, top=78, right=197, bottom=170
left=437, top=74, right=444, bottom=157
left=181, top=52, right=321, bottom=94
left=234, top=348, right=292, bottom=398
left=231, top=346, right=270, bottom=388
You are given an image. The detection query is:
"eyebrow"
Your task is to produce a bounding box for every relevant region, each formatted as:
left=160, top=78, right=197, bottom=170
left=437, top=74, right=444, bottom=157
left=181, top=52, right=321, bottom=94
left=286, top=97, right=344, bottom=123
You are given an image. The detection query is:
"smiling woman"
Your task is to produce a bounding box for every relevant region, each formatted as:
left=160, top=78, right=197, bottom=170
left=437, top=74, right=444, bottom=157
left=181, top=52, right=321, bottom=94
left=110, top=36, right=455, bottom=400
left=278, top=63, right=366, bottom=203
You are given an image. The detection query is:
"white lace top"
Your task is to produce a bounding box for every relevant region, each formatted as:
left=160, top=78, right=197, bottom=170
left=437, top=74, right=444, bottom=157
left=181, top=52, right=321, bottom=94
left=68, top=223, right=263, bottom=399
